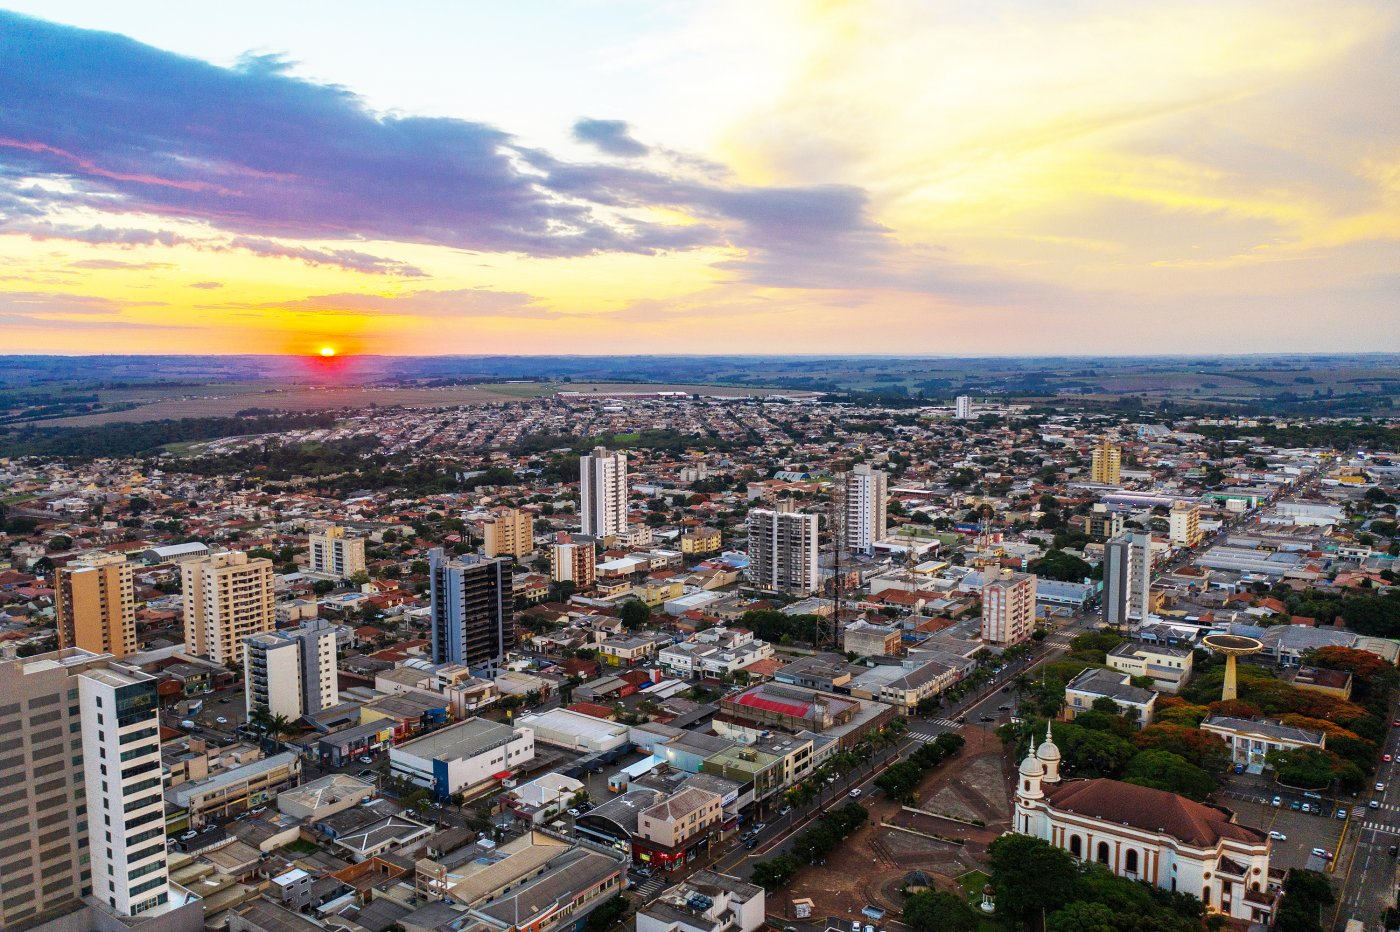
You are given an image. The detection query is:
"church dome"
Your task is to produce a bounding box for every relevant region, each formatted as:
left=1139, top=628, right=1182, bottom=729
left=1019, top=750, right=1045, bottom=777
left=1037, top=726, right=1061, bottom=763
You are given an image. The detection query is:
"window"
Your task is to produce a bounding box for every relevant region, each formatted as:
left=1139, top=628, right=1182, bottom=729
left=1070, top=836, right=1082, bottom=859
left=1097, top=842, right=1110, bottom=865
left=1125, top=849, right=1138, bottom=874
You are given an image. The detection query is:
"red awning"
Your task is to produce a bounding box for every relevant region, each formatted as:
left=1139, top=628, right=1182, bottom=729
left=493, top=771, right=514, bottom=780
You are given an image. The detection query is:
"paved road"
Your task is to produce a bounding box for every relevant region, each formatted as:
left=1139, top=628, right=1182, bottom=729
left=1332, top=720, right=1400, bottom=930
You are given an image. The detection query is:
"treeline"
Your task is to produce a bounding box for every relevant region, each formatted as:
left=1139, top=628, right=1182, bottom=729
left=874, top=731, right=964, bottom=801
left=1195, top=422, right=1400, bottom=451
left=0, top=411, right=339, bottom=458
left=505, top=428, right=741, bottom=457
left=171, top=437, right=463, bottom=497
left=737, top=609, right=824, bottom=646
left=749, top=802, right=868, bottom=890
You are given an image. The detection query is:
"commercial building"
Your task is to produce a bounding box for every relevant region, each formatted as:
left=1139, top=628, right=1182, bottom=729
left=165, top=751, right=302, bottom=827
left=481, top=507, right=534, bottom=558
left=428, top=548, right=514, bottom=673
left=980, top=569, right=1037, bottom=645
left=634, top=787, right=725, bottom=871
left=1015, top=732, right=1278, bottom=924
left=842, top=619, right=902, bottom=657
left=1091, top=437, right=1122, bottom=486
left=745, top=501, right=819, bottom=595
left=516, top=707, right=631, bottom=754
left=308, top=524, right=366, bottom=580
left=1168, top=502, right=1203, bottom=547
left=244, top=617, right=339, bottom=720
left=1107, top=641, right=1193, bottom=693
left=182, top=550, right=276, bottom=665
left=551, top=532, right=597, bottom=590
left=842, top=464, right=887, bottom=554
left=55, top=550, right=136, bottom=659
left=390, top=718, right=534, bottom=802
left=0, top=648, right=182, bottom=925
left=1199, top=716, right=1327, bottom=768
left=637, top=870, right=766, bottom=932
left=581, top=446, right=629, bottom=539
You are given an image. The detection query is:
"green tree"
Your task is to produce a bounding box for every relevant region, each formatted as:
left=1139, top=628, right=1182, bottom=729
left=903, top=891, right=978, bottom=932
left=620, top=599, right=652, bottom=630
left=1047, top=901, right=1116, bottom=932
left=1123, top=750, right=1216, bottom=801
left=986, top=834, right=1078, bottom=923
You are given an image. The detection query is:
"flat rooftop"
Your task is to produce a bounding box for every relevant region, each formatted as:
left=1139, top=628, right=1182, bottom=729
left=395, top=717, right=517, bottom=761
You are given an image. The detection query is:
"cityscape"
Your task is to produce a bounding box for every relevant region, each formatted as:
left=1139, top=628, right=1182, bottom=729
left=3, top=4, right=1400, bottom=932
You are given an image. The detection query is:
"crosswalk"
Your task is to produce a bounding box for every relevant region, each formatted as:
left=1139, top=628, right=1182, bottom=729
left=1357, top=821, right=1400, bottom=835
left=631, top=876, right=668, bottom=899
left=916, top=719, right=962, bottom=730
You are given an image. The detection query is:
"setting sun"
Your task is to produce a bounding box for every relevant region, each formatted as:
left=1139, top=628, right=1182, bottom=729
left=319, top=346, right=336, bottom=357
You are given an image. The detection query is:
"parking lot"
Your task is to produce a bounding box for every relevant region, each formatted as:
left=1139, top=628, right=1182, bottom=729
left=1217, top=775, right=1350, bottom=871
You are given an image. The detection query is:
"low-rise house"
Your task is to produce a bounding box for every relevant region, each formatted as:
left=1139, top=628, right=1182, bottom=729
left=502, top=772, right=585, bottom=825
left=846, top=657, right=960, bottom=710
left=1106, top=642, right=1194, bottom=694
left=277, top=773, right=375, bottom=821
left=1063, top=668, right=1157, bottom=726
left=842, top=619, right=902, bottom=657
left=1292, top=666, right=1353, bottom=700
left=1199, top=716, right=1327, bottom=768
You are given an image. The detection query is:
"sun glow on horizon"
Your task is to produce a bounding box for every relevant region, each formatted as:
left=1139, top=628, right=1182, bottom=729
left=319, top=346, right=336, bottom=357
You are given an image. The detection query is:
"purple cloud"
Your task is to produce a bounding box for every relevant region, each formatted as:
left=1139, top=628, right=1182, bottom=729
left=69, top=259, right=173, bottom=270
left=572, top=119, right=649, bottom=157
left=0, top=10, right=894, bottom=283
left=225, top=236, right=427, bottom=277
left=189, top=281, right=224, bottom=289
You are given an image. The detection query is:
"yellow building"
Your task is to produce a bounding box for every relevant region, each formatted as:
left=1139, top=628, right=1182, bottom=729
left=482, top=508, right=535, bottom=558
left=679, top=527, right=722, bottom=556
left=182, top=551, right=276, bottom=665
left=1090, top=437, right=1122, bottom=486
left=55, top=551, right=136, bottom=659
left=1168, top=502, right=1203, bottom=547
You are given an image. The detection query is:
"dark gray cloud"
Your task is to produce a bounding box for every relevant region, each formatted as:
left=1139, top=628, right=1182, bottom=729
left=0, top=10, right=895, bottom=283
left=572, top=118, right=649, bottom=157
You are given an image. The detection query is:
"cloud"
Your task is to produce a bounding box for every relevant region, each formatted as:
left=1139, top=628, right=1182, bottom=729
left=69, top=259, right=173, bottom=270
left=225, top=236, right=427, bottom=277
left=220, top=287, right=557, bottom=319
left=0, top=11, right=892, bottom=282
left=189, top=281, right=224, bottom=289
left=572, top=118, right=649, bottom=157
left=0, top=218, right=186, bottom=247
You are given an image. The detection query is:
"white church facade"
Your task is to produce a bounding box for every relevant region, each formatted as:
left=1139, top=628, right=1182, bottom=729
left=1014, top=726, right=1280, bottom=924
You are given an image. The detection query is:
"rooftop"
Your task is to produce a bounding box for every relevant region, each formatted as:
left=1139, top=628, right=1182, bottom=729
left=395, top=717, right=518, bottom=761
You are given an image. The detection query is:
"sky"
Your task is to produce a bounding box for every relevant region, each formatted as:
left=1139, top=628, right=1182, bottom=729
left=2, top=0, right=1399, bottom=356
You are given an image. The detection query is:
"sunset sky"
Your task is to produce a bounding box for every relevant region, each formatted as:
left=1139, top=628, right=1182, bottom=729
left=2, top=1, right=1399, bottom=356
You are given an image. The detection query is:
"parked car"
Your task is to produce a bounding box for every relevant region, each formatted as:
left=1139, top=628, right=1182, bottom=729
left=1378, top=782, right=1386, bottom=792
left=215, top=716, right=228, bottom=725
left=358, top=755, right=374, bottom=764
left=180, top=719, right=195, bottom=730
left=1311, top=847, right=1333, bottom=860
left=1233, top=764, right=1245, bottom=775
left=1336, top=808, right=1348, bottom=819
left=1271, top=796, right=1282, bottom=807
left=356, top=769, right=375, bottom=780
left=1269, top=831, right=1287, bottom=840
left=1290, top=801, right=1302, bottom=811
left=1386, top=754, right=1394, bottom=763
left=567, top=808, right=580, bottom=817
left=849, top=788, right=862, bottom=798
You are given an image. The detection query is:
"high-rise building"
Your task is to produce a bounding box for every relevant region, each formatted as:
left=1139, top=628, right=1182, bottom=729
left=429, top=548, right=514, bottom=671
left=1104, top=532, right=1154, bottom=624
left=955, top=395, right=973, bottom=420
left=1168, top=501, right=1202, bottom=547
left=745, top=502, right=819, bottom=595
left=1086, top=504, right=1124, bottom=542
left=550, top=532, right=596, bottom=590
left=843, top=464, right=887, bottom=554
left=482, top=507, right=535, bottom=558
left=182, top=550, right=276, bottom=666
left=308, top=525, right=366, bottom=579
left=1090, top=437, right=1122, bottom=486
left=980, top=569, right=1037, bottom=645
left=55, top=550, right=136, bottom=659
left=580, top=446, right=629, bottom=539
left=0, top=648, right=176, bottom=926
left=245, top=617, right=339, bottom=720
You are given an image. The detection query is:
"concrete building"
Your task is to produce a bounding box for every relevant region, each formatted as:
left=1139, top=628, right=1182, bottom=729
left=389, top=718, right=534, bottom=802
left=244, top=617, right=339, bottom=720
left=481, top=507, right=534, bottom=558
left=308, top=525, right=366, bottom=580
left=745, top=501, right=819, bottom=595
left=1107, top=641, right=1193, bottom=693
left=637, top=870, right=766, bottom=932
left=428, top=548, right=514, bottom=673
left=1169, top=502, right=1203, bottom=547
left=843, top=464, right=887, bottom=554
left=166, top=752, right=302, bottom=827
left=182, top=550, right=276, bottom=665
left=516, top=707, right=631, bottom=754
left=980, top=569, right=1037, bottom=645
left=551, top=532, right=597, bottom=590
left=842, top=619, right=902, bottom=657
left=1091, top=437, right=1122, bottom=486
left=679, top=527, right=722, bottom=556
left=954, top=395, right=973, bottom=420
left=634, top=787, right=725, bottom=872
left=1087, top=504, right=1124, bottom=542
left=1015, top=731, right=1277, bottom=924
left=580, top=446, right=629, bottom=539
left=1064, top=668, right=1156, bottom=725
left=1104, top=532, right=1154, bottom=625
left=1199, top=716, right=1327, bottom=768
left=55, top=550, right=136, bottom=659
left=0, top=648, right=180, bottom=926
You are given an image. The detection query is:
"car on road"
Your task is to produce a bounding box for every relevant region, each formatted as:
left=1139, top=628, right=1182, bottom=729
left=849, top=788, right=862, bottom=798
left=1371, top=800, right=1381, bottom=809
left=979, top=715, right=995, bottom=722
left=1379, top=783, right=1386, bottom=792
left=215, top=716, right=228, bottom=725
left=1393, top=719, right=1399, bottom=727
left=567, top=807, right=580, bottom=817
left=356, top=769, right=375, bottom=780
left=180, top=719, right=195, bottom=729
left=1272, top=795, right=1281, bottom=807
left=358, top=755, right=374, bottom=764
left=1269, top=831, right=1287, bottom=840
left=1336, top=808, right=1347, bottom=819
left=779, top=806, right=792, bottom=816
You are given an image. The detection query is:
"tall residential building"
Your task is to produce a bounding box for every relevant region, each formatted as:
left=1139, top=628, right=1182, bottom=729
left=745, top=502, right=819, bottom=595
left=308, top=525, right=366, bottom=579
left=550, top=532, right=597, bottom=590
left=1086, top=504, right=1125, bottom=542
left=843, top=464, right=888, bottom=554
left=182, top=550, right=276, bottom=666
left=429, top=548, right=514, bottom=671
left=1104, top=532, right=1154, bottom=624
left=580, top=446, right=629, bottom=539
left=0, top=649, right=175, bottom=926
left=482, top=507, right=535, bottom=558
left=1090, top=437, right=1122, bottom=486
left=55, top=550, right=136, bottom=659
left=245, top=618, right=339, bottom=720
left=980, top=569, right=1037, bottom=645
left=954, top=395, right=973, bottom=420
left=1168, top=501, right=1203, bottom=547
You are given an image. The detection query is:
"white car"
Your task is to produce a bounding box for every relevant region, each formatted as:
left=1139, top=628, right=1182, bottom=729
left=215, top=716, right=228, bottom=725
left=1269, top=831, right=1287, bottom=841
left=1378, top=783, right=1386, bottom=792
left=848, top=788, right=862, bottom=798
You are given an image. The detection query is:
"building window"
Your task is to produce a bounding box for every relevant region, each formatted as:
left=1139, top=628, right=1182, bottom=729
left=1125, top=849, right=1138, bottom=874
left=1097, top=842, right=1110, bottom=865
left=1070, top=836, right=1082, bottom=859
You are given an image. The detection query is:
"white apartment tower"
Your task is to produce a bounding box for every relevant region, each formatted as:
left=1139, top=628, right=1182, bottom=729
left=308, top=524, right=366, bottom=579
left=245, top=617, right=339, bottom=720
left=1105, top=532, right=1155, bottom=623
left=843, top=463, right=888, bottom=554
left=182, top=550, right=276, bottom=665
left=746, top=502, right=820, bottom=595
left=580, top=446, right=629, bottom=539
left=980, top=569, right=1038, bottom=645
left=955, top=395, right=973, bottom=419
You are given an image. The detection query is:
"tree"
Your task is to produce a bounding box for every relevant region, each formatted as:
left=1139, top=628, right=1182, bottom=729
left=584, top=894, right=629, bottom=930
left=902, top=891, right=978, bottom=932
left=349, top=570, right=371, bottom=586
left=986, top=834, right=1078, bottom=923
left=750, top=855, right=799, bottom=890
left=1047, top=901, right=1116, bottom=932
left=1123, top=750, right=1216, bottom=801
left=1266, top=747, right=1339, bottom=789
left=46, top=535, right=72, bottom=552
left=620, top=599, right=651, bottom=630
left=312, top=579, right=335, bottom=595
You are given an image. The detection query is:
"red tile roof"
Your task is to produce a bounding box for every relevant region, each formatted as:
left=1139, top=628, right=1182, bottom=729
left=1045, top=779, right=1266, bottom=847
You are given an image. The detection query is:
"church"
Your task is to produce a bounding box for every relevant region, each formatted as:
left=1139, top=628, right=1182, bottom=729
left=1014, top=726, right=1281, bottom=925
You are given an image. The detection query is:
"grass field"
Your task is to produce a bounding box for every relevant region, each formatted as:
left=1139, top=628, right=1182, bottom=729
left=28, top=380, right=801, bottom=427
